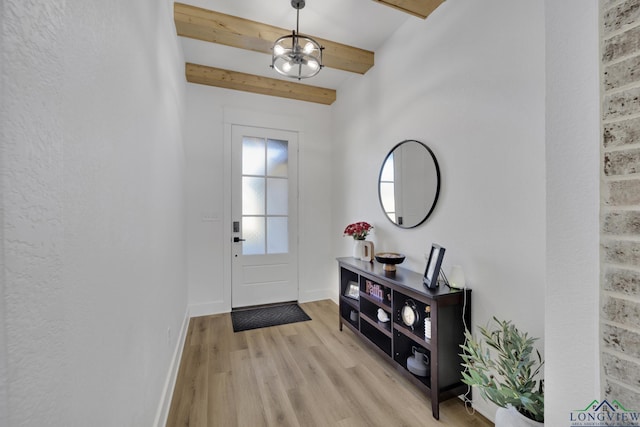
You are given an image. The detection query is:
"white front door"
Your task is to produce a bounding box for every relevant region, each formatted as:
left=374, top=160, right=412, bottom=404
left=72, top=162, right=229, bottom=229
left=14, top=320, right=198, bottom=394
left=231, top=125, right=299, bottom=308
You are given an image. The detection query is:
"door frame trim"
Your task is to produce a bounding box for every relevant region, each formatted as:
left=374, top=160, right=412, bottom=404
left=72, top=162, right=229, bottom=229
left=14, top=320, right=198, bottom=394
left=222, top=107, right=305, bottom=313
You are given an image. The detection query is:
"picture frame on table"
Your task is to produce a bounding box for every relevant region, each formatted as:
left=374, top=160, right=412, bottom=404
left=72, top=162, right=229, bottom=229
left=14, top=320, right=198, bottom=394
left=423, top=244, right=445, bottom=289
left=345, top=281, right=360, bottom=300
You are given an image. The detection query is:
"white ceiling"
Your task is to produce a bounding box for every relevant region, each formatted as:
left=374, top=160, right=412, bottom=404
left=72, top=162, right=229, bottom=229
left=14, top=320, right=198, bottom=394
left=178, top=0, right=411, bottom=90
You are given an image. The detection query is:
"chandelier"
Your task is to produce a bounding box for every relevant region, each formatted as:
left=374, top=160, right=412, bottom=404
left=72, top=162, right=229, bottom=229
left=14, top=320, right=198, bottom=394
left=271, top=0, right=324, bottom=80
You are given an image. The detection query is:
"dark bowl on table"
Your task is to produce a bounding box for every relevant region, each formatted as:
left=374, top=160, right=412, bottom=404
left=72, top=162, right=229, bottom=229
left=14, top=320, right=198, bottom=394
left=375, top=253, right=406, bottom=272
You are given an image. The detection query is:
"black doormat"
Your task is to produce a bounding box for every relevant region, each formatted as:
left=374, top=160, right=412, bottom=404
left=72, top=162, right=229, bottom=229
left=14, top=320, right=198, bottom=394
left=231, top=303, right=311, bottom=332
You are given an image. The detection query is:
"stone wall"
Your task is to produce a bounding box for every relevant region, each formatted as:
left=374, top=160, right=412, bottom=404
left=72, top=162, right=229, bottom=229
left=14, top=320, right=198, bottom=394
left=601, top=0, right=640, bottom=405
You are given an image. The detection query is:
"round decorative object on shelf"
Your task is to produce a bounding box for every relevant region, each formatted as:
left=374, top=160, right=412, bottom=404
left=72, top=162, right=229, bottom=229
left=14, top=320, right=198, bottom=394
left=401, top=299, right=419, bottom=329
left=377, top=308, right=390, bottom=323
left=375, top=252, right=405, bottom=272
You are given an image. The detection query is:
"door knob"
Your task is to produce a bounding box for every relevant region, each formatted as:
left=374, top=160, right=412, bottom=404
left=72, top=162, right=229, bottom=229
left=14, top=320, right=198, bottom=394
left=233, top=237, right=246, bottom=243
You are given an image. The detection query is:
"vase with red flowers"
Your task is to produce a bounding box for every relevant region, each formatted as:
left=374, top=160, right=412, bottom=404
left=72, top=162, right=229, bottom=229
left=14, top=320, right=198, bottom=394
left=344, top=221, right=374, bottom=261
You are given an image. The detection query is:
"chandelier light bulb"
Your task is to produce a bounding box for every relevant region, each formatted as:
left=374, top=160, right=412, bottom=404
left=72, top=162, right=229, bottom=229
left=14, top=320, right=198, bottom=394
left=307, top=60, right=319, bottom=70
left=303, top=42, right=315, bottom=54
left=282, top=61, right=293, bottom=73
left=274, top=44, right=286, bottom=56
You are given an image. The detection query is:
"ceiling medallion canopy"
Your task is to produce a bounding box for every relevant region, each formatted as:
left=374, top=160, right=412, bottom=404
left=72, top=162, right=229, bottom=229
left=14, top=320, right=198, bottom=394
left=271, top=0, right=324, bottom=80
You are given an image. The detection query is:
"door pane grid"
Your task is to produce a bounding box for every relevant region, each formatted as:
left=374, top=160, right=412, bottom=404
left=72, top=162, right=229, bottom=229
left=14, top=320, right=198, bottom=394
left=242, top=136, right=289, bottom=255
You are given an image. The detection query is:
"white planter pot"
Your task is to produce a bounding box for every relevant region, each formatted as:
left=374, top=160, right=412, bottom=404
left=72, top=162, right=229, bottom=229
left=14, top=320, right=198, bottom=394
left=352, top=239, right=373, bottom=261
left=495, top=405, right=543, bottom=427
left=353, top=239, right=364, bottom=259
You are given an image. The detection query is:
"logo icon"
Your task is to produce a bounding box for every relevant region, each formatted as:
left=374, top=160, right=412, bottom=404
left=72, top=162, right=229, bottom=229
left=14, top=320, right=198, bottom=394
left=570, top=399, right=639, bottom=426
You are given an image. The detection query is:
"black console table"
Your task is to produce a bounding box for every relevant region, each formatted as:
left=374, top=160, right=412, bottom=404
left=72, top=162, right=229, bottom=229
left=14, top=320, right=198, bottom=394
left=337, top=257, right=471, bottom=420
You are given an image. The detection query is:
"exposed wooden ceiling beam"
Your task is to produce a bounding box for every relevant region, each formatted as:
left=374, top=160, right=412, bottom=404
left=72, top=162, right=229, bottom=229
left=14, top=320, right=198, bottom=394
left=174, top=3, right=374, bottom=75
left=186, top=63, right=337, bottom=105
left=372, top=0, right=445, bottom=19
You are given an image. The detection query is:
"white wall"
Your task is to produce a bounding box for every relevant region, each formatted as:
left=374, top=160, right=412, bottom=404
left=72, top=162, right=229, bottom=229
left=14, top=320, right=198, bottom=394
left=0, top=4, right=9, bottom=421
left=331, top=0, right=546, bottom=421
left=1, top=0, right=188, bottom=425
left=545, top=0, right=601, bottom=424
left=185, top=84, right=334, bottom=315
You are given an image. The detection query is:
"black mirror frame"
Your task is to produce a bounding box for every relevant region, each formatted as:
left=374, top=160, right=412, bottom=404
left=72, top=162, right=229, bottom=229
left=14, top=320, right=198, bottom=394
left=377, top=139, right=441, bottom=229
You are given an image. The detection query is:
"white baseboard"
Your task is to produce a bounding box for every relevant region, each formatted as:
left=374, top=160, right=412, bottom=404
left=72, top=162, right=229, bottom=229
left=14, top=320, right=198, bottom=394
left=299, top=288, right=336, bottom=304
left=153, top=309, right=189, bottom=427
left=189, top=300, right=229, bottom=317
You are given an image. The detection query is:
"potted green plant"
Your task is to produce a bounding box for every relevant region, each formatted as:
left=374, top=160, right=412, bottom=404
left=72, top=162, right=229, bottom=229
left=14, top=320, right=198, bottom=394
left=460, top=317, right=544, bottom=426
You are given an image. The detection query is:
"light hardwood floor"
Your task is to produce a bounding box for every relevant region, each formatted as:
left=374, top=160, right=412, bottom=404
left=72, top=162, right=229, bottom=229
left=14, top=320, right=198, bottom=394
left=166, top=299, right=492, bottom=427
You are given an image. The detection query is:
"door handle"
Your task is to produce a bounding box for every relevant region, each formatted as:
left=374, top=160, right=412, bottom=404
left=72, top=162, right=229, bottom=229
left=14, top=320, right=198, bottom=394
left=233, top=237, right=246, bottom=243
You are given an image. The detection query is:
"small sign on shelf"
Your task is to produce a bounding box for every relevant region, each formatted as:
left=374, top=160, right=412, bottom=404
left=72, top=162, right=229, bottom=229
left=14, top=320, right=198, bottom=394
left=365, top=280, right=385, bottom=301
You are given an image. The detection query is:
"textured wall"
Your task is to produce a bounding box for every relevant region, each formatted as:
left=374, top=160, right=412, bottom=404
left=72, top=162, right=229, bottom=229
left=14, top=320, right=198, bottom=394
left=1, top=0, right=187, bottom=425
left=2, top=1, right=67, bottom=424
left=0, top=9, right=8, bottom=418
left=545, top=1, right=601, bottom=424
left=601, top=0, right=640, bottom=406
left=1, top=1, right=9, bottom=423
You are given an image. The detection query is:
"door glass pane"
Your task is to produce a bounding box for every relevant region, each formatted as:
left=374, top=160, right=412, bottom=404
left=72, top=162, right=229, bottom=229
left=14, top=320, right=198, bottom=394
left=243, top=137, right=265, bottom=176
left=242, top=177, right=265, bottom=215
left=240, top=134, right=290, bottom=256
left=267, top=139, right=288, bottom=177
left=267, top=178, right=288, bottom=215
left=267, top=217, right=288, bottom=254
left=380, top=153, right=394, bottom=181
left=243, top=217, right=265, bottom=255
left=380, top=182, right=396, bottom=213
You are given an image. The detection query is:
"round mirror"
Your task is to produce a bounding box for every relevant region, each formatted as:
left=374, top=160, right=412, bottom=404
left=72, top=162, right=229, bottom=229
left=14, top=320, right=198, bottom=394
left=378, top=140, right=440, bottom=228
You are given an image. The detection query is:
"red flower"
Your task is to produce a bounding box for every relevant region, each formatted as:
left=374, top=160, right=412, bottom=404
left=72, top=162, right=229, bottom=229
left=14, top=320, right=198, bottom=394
left=343, top=221, right=373, bottom=240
